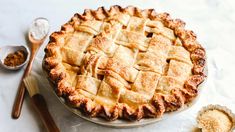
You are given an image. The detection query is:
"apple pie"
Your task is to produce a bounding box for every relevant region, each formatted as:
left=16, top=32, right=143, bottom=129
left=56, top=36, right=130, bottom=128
left=43, top=6, right=206, bottom=121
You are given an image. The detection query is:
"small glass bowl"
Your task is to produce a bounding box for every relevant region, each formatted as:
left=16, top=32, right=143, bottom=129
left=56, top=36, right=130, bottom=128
left=0, top=45, right=30, bottom=70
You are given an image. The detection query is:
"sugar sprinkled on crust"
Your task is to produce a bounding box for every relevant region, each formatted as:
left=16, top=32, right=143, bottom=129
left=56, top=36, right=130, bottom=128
left=43, top=5, right=206, bottom=121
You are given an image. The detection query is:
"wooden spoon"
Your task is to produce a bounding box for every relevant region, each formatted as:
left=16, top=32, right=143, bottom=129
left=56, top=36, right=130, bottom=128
left=12, top=18, right=49, bottom=119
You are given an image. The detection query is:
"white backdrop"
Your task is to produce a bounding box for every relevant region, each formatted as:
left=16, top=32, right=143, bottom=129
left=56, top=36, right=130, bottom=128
left=1, top=0, right=235, bottom=132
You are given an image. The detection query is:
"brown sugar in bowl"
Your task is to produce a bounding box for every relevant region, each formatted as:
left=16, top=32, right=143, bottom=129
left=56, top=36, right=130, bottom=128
left=0, top=45, right=30, bottom=70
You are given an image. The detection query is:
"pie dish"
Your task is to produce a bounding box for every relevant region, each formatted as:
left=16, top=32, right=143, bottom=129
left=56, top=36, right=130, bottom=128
left=43, top=5, right=206, bottom=121
left=197, top=105, right=235, bottom=132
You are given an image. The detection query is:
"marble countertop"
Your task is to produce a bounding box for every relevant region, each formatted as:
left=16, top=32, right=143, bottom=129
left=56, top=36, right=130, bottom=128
left=1, top=0, right=235, bottom=132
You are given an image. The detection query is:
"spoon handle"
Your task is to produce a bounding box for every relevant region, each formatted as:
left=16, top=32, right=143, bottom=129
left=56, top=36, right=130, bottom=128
left=32, top=94, right=60, bottom=132
left=12, top=45, right=39, bottom=119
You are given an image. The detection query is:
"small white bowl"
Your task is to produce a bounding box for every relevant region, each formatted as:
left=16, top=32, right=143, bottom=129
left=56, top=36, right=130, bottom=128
left=0, top=45, right=30, bottom=70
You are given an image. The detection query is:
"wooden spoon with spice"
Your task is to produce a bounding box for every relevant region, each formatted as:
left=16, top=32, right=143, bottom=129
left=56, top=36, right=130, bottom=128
left=12, top=17, right=50, bottom=119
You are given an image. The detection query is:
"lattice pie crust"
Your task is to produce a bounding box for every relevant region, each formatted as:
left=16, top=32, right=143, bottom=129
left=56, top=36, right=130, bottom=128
left=43, top=6, right=206, bottom=121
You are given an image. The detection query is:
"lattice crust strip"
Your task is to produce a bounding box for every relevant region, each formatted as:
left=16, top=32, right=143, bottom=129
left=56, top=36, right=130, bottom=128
left=43, top=5, right=206, bottom=121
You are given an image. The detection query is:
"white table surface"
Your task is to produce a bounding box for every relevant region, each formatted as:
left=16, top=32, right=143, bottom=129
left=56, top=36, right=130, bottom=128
left=1, top=0, right=235, bottom=132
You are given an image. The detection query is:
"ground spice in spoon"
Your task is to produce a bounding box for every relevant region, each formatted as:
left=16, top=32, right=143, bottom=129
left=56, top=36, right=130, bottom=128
left=4, top=50, right=26, bottom=67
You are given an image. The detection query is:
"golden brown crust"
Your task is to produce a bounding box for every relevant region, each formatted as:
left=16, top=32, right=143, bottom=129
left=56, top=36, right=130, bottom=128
left=43, top=5, right=206, bottom=121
